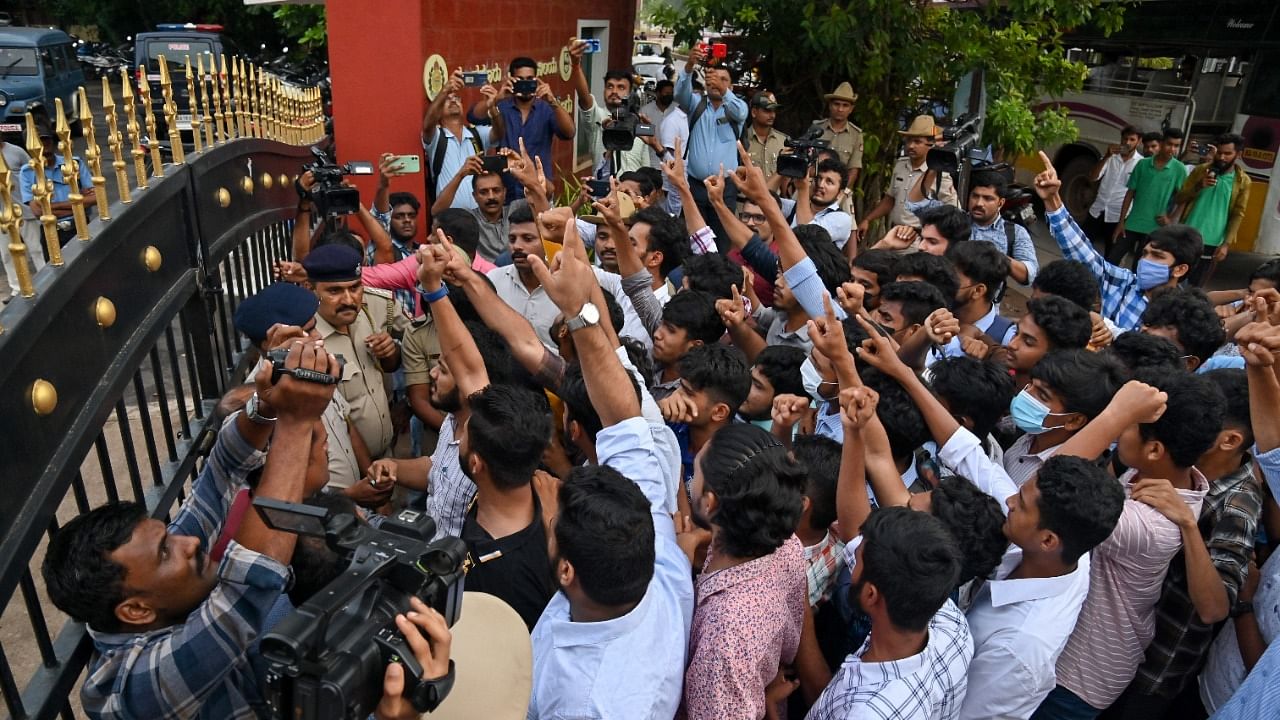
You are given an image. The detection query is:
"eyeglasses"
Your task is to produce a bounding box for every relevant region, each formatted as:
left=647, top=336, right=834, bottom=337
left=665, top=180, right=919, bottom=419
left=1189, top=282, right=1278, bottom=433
left=738, top=212, right=767, bottom=224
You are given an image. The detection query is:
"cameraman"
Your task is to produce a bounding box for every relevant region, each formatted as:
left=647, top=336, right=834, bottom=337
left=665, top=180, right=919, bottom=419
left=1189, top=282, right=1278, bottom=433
left=42, top=344, right=451, bottom=719
left=568, top=39, right=663, bottom=177
left=794, top=157, right=855, bottom=254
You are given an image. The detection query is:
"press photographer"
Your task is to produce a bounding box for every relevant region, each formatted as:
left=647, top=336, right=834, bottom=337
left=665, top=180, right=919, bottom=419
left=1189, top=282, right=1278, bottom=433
left=569, top=37, right=663, bottom=178
left=41, top=342, right=453, bottom=720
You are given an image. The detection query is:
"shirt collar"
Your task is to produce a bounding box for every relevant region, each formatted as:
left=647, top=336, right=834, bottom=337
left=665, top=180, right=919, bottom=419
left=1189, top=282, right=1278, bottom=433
left=697, top=539, right=792, bottom=600
left=987, top=547, right=1090, bottom=608
left=975, top=303, right=998, bottom=332
left=312, top=311, right=343, bottom=339
left=549, top=581, right=655, bottom=648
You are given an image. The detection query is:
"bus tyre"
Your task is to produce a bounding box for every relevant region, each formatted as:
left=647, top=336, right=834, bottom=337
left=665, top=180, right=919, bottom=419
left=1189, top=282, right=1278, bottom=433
left=1058, top=154, right=1098, bottom=221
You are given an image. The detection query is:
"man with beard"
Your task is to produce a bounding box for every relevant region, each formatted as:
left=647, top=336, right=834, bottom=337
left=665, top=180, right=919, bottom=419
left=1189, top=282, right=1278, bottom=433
left=571, top=39, right=663, bottom=176
left=857, top=115, right=958, bottom=238
left=487, top=203, right=649, bottom=352
left=422, top=69, right=489, bottom=210
left=795, top=158, right=855, bottom=253
left=1173, top=133, right=1252, bottom=287
left=301, top=245, right=411, bottom=460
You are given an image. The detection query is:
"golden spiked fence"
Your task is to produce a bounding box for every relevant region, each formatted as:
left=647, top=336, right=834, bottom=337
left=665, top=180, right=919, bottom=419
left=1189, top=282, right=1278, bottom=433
left=1, top=57, right=325, bottom=303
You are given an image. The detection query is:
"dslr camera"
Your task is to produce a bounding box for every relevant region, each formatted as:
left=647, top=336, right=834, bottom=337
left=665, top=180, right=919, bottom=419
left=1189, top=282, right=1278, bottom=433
left=302, top=147, right=374, bottom=217
left=776, top=126, right=831, bottom=179
left=253, top=497, right=468, bottom=720
left=602, top=94, right=655, bottom=152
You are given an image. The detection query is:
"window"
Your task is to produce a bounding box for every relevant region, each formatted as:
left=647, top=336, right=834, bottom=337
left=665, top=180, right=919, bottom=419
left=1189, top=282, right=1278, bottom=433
left=1242, top=51, right=1280, bottom=117
left=0, top=47, right=38, bottom=76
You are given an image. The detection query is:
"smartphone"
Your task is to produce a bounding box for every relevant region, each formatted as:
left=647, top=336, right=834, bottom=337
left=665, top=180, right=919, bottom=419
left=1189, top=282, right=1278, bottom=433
left=712, top=42, right=728, bottom=59
left=346, top=161, right=375, bottom=175
left=481, top=154, right=508, bottom=174
left=513, top=78, right=538, bottom=95
left=390, top=154, right=420, bottom=174
left=586, top=179, right=611, bottom=197
left=580, top=38, right=601, bottom=54
left=462, top=71, right=488, bottom=87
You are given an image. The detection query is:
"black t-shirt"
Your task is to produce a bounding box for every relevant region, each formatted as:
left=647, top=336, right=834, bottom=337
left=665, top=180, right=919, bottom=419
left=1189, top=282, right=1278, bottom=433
left=460, top=493, right=556, bottom=631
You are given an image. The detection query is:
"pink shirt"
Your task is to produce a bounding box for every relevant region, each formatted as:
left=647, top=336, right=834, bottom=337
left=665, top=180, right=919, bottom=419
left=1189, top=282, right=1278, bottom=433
left=679, top=535, right=807, bottom=720
left=360, top=252, right=494, bottom=318
left=1054, top=468, right=1208, bottom=709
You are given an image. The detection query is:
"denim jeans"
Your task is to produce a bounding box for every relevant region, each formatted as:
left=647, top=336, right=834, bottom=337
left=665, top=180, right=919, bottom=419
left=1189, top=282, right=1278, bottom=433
left=1032, top=685, right=1102, bottom=720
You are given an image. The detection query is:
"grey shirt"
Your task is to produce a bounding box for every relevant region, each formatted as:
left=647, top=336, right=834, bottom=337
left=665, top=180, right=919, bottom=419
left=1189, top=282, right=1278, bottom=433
left=468, top=206, right=510, bottom=262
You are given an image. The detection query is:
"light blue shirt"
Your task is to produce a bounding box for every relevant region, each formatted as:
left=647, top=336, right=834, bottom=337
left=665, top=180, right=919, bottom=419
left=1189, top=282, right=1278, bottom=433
left=423, top=126, right=488, bottom=211
left=673, top=69, right=748, bottom=180
left=784, top=256, right=848, bottom=323
left=19, top=153, right=92, bottom=204
left=1211, top=632, right=1280, bottom=719
left=527, top=417, right=694, bottom=719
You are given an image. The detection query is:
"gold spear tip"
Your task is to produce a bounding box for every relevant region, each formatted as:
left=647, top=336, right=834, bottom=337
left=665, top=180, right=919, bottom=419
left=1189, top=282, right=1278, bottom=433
left=158, top=54, right=170, bottom=82
left=101, top=75, right=115, bottom=106
left=54, top=97, right=69, bottom=134
left=78, top=86, right=92, bottom=121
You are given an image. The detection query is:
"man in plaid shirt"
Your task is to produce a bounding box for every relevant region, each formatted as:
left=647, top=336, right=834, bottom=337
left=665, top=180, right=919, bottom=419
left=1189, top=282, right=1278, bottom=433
left=42, top=343, right=449, bottom=720
left=1032, top=152, right=1202, bottom=331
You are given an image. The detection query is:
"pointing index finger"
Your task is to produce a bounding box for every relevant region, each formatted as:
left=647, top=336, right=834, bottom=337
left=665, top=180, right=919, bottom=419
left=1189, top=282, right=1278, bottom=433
left=1037, top=150, right=1052, bottom=171
left=737, top=141, right=753, bottom=167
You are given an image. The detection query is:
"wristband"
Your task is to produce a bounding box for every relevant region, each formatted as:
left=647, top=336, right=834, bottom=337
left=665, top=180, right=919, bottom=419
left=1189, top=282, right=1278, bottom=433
left=421, top=285, right=449, bottom=304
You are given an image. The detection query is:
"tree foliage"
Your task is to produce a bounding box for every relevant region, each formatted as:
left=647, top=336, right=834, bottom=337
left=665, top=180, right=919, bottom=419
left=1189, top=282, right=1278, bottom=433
left=651, top=0, right=1128, bottom=194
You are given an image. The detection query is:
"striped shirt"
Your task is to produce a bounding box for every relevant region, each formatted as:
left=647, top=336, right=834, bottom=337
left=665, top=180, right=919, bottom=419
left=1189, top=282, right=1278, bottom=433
left=420, top=413, right=474, bottom=541
left=1001, top=434, right=1063, bottom=488
left=803, top=530, right=846, bottom=608
left=1054, top=468, right=1208, bottom=709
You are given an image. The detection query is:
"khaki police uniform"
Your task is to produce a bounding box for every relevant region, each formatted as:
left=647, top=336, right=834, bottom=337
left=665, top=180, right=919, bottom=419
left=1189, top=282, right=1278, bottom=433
left=314, top=287, right=410, bottom=459
left=815, top=119, right=864, bottom=172
left=746, top=127, right=790, bottom=182
left=887, top=156, right=958, bottom=228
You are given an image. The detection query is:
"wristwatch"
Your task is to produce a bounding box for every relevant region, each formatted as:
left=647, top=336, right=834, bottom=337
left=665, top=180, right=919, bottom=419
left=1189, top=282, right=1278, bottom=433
left=565, top=302, right=600, bottom=332
left=1231, top=601, right=1255, bottom=618
left=245, top=392, right=277, bottom=425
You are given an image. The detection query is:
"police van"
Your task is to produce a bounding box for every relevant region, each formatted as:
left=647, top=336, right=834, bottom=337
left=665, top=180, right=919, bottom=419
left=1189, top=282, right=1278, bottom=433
left=133, top=24, right=244, bottom=139
left=0, top=26, right=85, bottom=139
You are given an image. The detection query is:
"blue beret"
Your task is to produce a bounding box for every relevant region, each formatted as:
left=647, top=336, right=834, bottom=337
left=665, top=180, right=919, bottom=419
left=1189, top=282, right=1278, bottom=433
left=233, top=282, right=319, bottom=346
left=301, top=244, right=363, bottom=283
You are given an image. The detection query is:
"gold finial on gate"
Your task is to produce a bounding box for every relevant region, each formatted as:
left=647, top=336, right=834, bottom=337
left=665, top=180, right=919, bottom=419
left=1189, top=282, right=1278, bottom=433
left=54, top=99, right=90, bottom=241
left=243, top=63, right=257, bottom=138
left=157, top=56, right=184, bottom=165
left=196, top=54, right=215, bottom=147
left=231, top=57, right=244, bottom=137
left=219, top=54, right=234, bottom=140
left=0, top=146, right=34, bottom=297
left=120, top=69, right=149, bottom=189
left=101, top=75, right=130, bottom=204
left=184, top=56, right=203, bottom=153
left=137, top=73, right=164, bottom=176
left=24, top=112, right=62, bottom=266
left=77, top=87, right=109, bottom=222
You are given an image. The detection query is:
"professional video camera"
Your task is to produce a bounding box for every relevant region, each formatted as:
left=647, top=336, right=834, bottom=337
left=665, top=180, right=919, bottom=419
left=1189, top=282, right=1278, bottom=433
left=302, top=147, right=374, bottom=217
left=776, top=125, right=832, bottom=179
left=253, top=497, right=468, bottom=720
left=926, top=113, right=983, bottom=175
left=602, top=94, right=656, bottom=152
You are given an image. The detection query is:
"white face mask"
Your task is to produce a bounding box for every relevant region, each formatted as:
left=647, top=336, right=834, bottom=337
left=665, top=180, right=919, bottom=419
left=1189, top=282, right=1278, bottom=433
left=801, top=357, right=836, bottom=402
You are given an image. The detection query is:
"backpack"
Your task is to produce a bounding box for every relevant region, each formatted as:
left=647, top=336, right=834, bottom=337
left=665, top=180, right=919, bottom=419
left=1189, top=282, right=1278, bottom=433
left=426, top=125, right=485, bottom=204
left=685, top=95, right=742, bottom=160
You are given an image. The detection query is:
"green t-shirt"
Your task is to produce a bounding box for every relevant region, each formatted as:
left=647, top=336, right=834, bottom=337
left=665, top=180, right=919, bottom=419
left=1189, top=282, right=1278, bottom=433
left=1184, top=170, right=1235, bottom=248
left=1124, top=157, right=1188, bottom=234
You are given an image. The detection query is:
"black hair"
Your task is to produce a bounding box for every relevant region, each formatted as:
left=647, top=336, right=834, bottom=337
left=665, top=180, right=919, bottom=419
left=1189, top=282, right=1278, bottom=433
left=862, top=368, right=930, bottom=463
left=1216, top=132, right=1246, bottom=152
left=699, top=424, right=807, bottom=558
left=795, top=225, right=852, bottom=295
left=1250, top=258, right=1280, bottom=286
left=508, top=199, right=535, bottom=226
left=949, top=241, right=1010, bottom=303
left=754, top=345, right=807, bottom=399
left=679, top=343, right=751, bottom=413
left=968, top=169, right=1008, bottom=197
left=1204, top=368, right=1253, bottom=449
left=931, top=476, right=1008, bottom=586
left=880, top=281, right=948, bottom=327
left=1106, top=331, right=1184, bottom=375
left=815, top=157, right=850, bottom=188
left=682, top=252, right=742, bottom=300
left=915, top=204, right=971, bottom=247
left=1141, top=288, right=1227, bottom=364
left=1030, top=350, right=1128, bottom=421
left=388, top=192, right=421, bottom=213
left=43, top=502, right=148, bottom=632
left=660, top=289, right=723, bottom=345
left=466, top=383, right=552, bottom=489
left=1025, top=295, right=1092, bottom=350
left=1163, top=127, right=1185, bottom=141
left=1120, top=125, right=1140, bottom=138
left=655, top=79, right=674, bottom=93
left=621, top=337, right=656, bottom=387
left=433, top=208, right=481, bottom=258
left=1033, top=260, right=1101, bottom=312
left=1141, top=131, right=1163, bottom=145
left=603, top=68, right=634, bottom=86
left=509, top=57, right=538, bottom=75
left=288, top=491, right=361, bottom=606
left=895, top=254, right=960, bottom=307
left=465, top=319, right=520, bottom=387
left=859, top=507, right=961, bottom=631
left=557, top=464, right=655, bottom=606
left=1135, top=368, right=1226, bottom=469
left=633, top=206, right=688, bottom=278
left=928, top=356, right=1016, bottom=439
left=1035, top=455, right=1125, bottom=563
left=447, top=278, right=490, bottom=325
left=853, top=249, right=899, bottom=289
left=559, top=363, right=642, bottom=442
left=635, top=166, right=664, bottom=196
left=1145, top=224, right=1203, bottom=270
left=314, top=227, right=364, bottom=255
left=618, top=170, right=655, bottom=197
left=792, top=435, right=842, bottom=531
left=599, top=288, right=626, bottom=339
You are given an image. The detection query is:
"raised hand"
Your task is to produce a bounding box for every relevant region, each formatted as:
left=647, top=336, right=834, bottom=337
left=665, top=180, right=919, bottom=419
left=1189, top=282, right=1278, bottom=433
left=728, top=141, right=770, bottom=202
left=807, top=292, right=851, bottom=364
left=260, top=340, right=340, bottom=423
left=528, top=215, right=597, bottom=317
left=836, top=282, right=865, bottom=315
left=1110, top=379, right=1169, bottom=424
left=1032, top=150, right=1061, bottom=202
left=658, top=392, right=699, bottom=423
left=416, top=234, right=448, bottom=291
left=875, top=225, right=918, bottom=251
left=959, top=335, right=991, bottom=359
left=771, top=394, right=812, bottom=432
left=839, top=385, right=879, bottom=431
left=922, top=308, right=959, bottom=345
left=716, top=284, right=748, bottom=330
left=704, top=164, right=727, bottom=205
left=854, top=315, right=912, bottom=382
left=661, top=136, right=689, bottom=191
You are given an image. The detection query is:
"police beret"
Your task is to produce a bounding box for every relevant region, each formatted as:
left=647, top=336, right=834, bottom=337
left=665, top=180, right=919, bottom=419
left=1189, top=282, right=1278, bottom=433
left=233, top=282, right=319, bottom=346
left=301, top=243, right=363, bottom=283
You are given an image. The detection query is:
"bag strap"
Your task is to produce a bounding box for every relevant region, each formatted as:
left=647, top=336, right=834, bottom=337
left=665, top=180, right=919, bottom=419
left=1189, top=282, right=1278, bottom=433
left=685, top=96, right=709, bottom=159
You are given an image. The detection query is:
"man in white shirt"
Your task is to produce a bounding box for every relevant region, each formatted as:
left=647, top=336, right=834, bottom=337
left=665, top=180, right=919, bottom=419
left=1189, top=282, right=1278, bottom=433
left=961, top=455, right=1125, bottom=720
left=569, top=41, right=662, bottom=178
left=794, top=157, right=855, bottom=252
left=1087, top=126, right=1143, bottom=256
left=640, top=80, right=680, bottom=167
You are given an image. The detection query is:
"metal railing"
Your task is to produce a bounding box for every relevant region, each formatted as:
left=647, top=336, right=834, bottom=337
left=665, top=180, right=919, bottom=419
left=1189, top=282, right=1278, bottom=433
left=0, top=56, right=323, bottom=720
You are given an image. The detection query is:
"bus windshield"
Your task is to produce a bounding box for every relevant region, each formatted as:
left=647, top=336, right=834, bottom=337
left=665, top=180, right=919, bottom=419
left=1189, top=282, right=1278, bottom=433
left=0, top=47, right=39, bottom=77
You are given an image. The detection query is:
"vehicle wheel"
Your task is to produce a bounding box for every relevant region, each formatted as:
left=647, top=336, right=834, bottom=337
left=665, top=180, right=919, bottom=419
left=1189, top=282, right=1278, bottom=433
left=1059, top=154, right=1098, bottom=222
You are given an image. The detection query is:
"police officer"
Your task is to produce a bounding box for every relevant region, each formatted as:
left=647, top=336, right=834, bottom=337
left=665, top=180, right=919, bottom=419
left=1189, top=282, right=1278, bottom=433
left=301, top=244, right=411, bottom=460
left=858, top=114, right=959, bottom=240
left=812, top=82, right=865, bottom=192
left=744, top=92, right=789, bottom=183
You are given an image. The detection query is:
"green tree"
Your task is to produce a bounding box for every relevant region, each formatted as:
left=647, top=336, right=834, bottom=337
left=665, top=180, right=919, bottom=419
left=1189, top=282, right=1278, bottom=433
left=651, top=0, right=1128, bottom=208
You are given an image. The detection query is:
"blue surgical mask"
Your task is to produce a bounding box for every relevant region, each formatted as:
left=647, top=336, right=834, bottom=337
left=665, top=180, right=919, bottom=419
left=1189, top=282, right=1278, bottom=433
left=1009, top=388, right=1071, bottom=435
left=1136, top=258, right=1171, bottom=291
left=801, top=357, right=836, bottom=402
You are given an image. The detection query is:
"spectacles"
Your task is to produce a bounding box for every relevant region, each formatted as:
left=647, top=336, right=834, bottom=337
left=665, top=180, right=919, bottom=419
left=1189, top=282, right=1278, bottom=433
left=738, top=212, right=767, bottom=224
